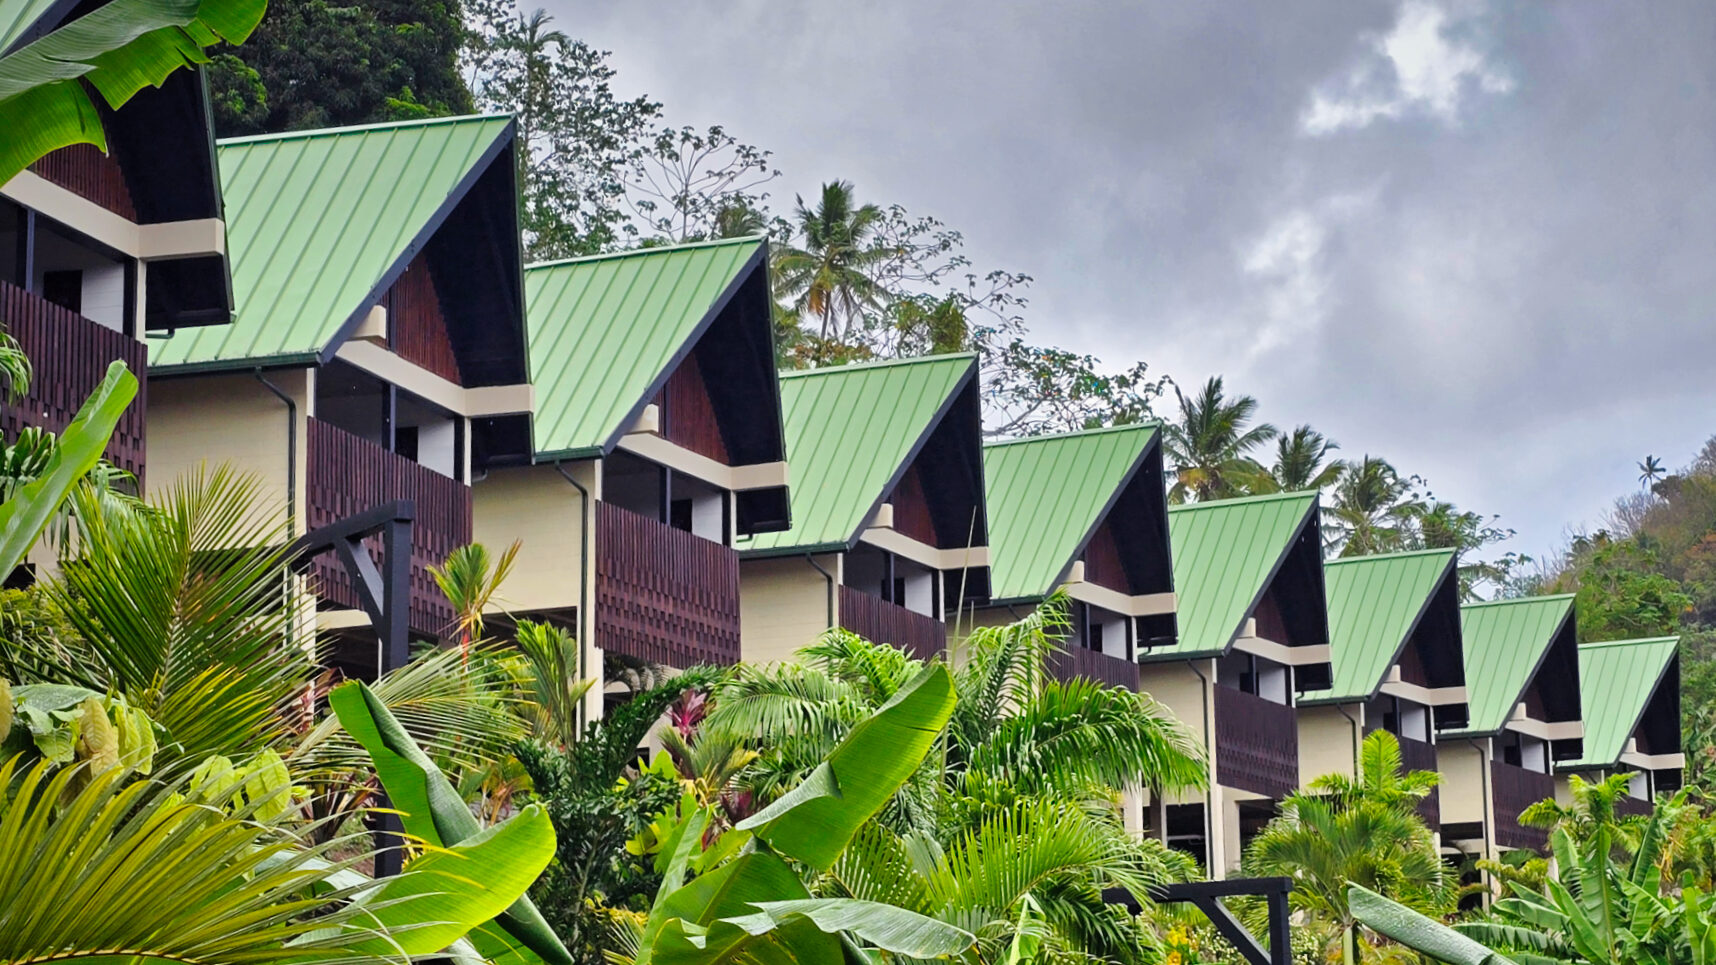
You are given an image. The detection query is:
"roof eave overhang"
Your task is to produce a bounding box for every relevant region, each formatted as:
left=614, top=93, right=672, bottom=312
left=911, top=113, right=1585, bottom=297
left=147, top=354, right=320, bottom=379
left=737, top=540, right=853, bottom=561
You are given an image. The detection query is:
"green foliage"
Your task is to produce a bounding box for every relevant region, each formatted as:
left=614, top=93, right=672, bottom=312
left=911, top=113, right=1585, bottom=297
left=0, top=0, right=266, bottom=185
left=209, top=0, right=473, bottom=135
left=1162, top=375, right=1277, bottom=503
left=0, top=683, right=159, bottom=775
left=1554, top=535, right=1691, bottom=641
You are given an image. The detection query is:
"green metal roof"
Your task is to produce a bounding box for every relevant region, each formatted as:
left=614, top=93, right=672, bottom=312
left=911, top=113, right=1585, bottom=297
left=525, top=237, right=765, bottom=459
left=149, top=115, right=514, bottom=372
left=1299, top=549, right=1457, bottom=705
left=983, top=424, right=1161, bottom=602
left=1445, top=594, right=1576, bottom=738
left=1145, top=491, right=1320, bottom=661
left=740, top=354, right=977, bottom=556
left=1567, top=636, right=1679, bottom=769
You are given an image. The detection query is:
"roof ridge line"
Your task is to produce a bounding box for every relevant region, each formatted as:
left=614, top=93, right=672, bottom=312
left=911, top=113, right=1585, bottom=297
left=1463, top=592, right=1576, bottom=608
left=525, top=235, right=764, bottom=270
left=1167, top=490, right=1317, bottom=512
left=778, top=352, right=979, bottom=379
left=219, top=113, right=513, bottom=147
left=985, top=421, right=1162, bottom=448
left=1325, top=547, right=1458, bottom=565
left=1580, top=635, right=1681, bottom=649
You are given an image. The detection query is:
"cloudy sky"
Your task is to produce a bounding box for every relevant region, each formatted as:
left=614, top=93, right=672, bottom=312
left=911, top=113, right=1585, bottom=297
left=554, top=0, right=1716, bottom=563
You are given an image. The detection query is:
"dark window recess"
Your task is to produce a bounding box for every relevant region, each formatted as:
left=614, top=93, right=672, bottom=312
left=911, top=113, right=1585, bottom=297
left=1552, top=739, right=1583, bottom=762
left=1433, top=703, right=1469, bottom=732
left=670, top=498, right=694, bottom=533
left=891, top=576, right=907, bottom=605
left=394, top=426, right=419, bottom=462
left=42, top=270, right=81, bottom=313
left=1087, top=620, right=1104, bottom=653
left=1295, top=662, right=1332, bottom=692
left=144, top=254, right=230, bottom=330
left=1502, top=742, right=1521, bottom=767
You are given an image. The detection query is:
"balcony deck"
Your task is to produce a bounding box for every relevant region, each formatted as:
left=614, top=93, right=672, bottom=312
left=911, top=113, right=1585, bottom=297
left=595, top=501, right=741, bottom=668
left=837, top=584, right=947, bottom=661
left=1050, top=645, right=1140, bottom=690
left=1490, top=759, right=1555, bottom=851
left=306, top=418, right=471, bottom=638
left=1214, top=684, right=1299, bottom=799
left=0, top=280, right=147, bottom=478
left=1396, top=733, right=1441, bottom=830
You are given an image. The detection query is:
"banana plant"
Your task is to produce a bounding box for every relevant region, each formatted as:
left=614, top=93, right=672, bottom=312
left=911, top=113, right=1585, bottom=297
left=628, top=664, right=976, bottom=965
left=0, top=0, right=267, bottom=185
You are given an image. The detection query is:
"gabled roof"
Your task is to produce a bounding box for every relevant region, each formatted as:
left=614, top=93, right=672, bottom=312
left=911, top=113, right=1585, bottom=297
left=525, top=237, right=772, bottom=459
left=983, top=423, right=1162, bottom=603
left=1567, top=636, right=1680, bottom=769
left=741, top=354, right=978, bottom=556
left=1444, top=594, right=1576, bottom=738
left=1144, top=491, right=1322, bottom=662
left=150, top=115, right=516, bottom=371
left=1299, top=548, right=1458, bottom=705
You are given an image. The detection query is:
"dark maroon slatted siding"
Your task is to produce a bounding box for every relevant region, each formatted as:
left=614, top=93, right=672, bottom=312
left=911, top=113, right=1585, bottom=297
left=1050, top=645, right=1139, bottom=690
left=385, top=254, right=461, bottom=384
left=595, top=500, right=740, bottom=667
left=1214, top=684, right=1299, bottom=798
left=1490, top=759, right=1555, bottom=851
left=0, top=280, right=146, bottom=479
left=1396, top=733, right=1442, bottom=830
left=657, top=354, right=728, bottom=463
left=1082, top=519, right=1129, bottom=593
left=837, top=584, right=946, bottom=660
left=888, top=464, right=937, bottom=546
left=306, top=417, right=470, bottom=637
left=31, top=145, right=137, bottom=220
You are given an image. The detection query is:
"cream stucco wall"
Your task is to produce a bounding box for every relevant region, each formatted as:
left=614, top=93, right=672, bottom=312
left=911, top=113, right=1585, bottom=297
left=147, top=370, right=310, bottom=528
left=739, top=554, right=839, bottom=665
left=1138, top=660, right=1229, bottom=872
left=1438, top=738, right=1495, bottom=852
left=472, top=462, right=593, bottom=614
left=1298, top=704, right=1363, bottom=787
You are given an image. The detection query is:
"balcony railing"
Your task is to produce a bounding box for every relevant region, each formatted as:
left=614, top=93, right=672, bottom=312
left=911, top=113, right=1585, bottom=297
left=837, top=584, right=946, bottom=660
left=1051, top=645, right=1139, bottom=690
left=1214, top=684, right=1299, bottom=799
left=306, top=418, right=471, bottom=638
left=0, top=280, right=147, bottom=478
left=1396, top=733, right=1441, bottom=830
left=1615, top=793, right=1655, bottom=820
left=595, top=501, right=740, bottom=667
left=1490, top=760, right=1556, bottom=851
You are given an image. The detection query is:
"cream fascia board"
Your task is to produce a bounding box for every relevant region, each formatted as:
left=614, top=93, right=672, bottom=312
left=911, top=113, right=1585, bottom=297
left=1379, top=679, right=1469, bottom=706
left=1063, top=577, right=1177, bottom=618
left=1232, top=633, right=1332, bottom=667
left=1503, top=707, right=1583, bottom=742
left=1619, top=748, right=1685, bottom=770
left=334, top=340, right=532, bottom=418
left=859, top=524, right=989, bottom=572
left=2, top=171, right=225, bottom=260
left=616, top=428, right=789, bottom=493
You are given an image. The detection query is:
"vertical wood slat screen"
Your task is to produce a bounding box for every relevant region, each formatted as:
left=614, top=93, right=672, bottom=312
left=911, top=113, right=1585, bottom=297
left=655, top=353, right=729, bottom=463
left=1489, top=759, right=1555, bottom=851
left=837, top=584, right=947, bottom=660
left=305, top=417, right=472, bottom=637
left=384, top=254, right=462, bottom=384
left=0, top=279, right=148, bottom=479
left=594, top=500, right=741, bottom=667
left=30, top=145, right=137, bottom=221
left=1213, top=684, right=1300, bottom=799
left=1049, top=645, right=1140, bottom=690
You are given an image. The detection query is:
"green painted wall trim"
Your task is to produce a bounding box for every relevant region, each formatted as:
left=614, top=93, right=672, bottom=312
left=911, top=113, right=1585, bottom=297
left=739, top=353, right=979, bottom=557
left=983, top=423, right=1161, bottom=603
left=1298, top=548, right=1458, bottom=706
left=1142, top=491, right=1320, bottom=662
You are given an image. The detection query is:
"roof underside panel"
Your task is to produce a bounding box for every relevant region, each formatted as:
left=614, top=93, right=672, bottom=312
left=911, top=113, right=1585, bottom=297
left=150, top=115, right=512, bottom=370
left=1151, top=492, right=1318, bottom=660
left=1573, top=636, right=1678, bottom=767
left=525, top=238, right=761, bottom=457
left=743, top=355, right=975, bottom=554
left=1455, top=595, right=1575, bottom=735
left=1310, top=549, right=1455, bottom=702
left=983, top=424, right=1158, bottom=601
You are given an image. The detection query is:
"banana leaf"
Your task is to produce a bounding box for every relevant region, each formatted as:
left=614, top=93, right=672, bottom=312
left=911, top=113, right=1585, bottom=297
left=330, top=679, right=573, bottom=965
left=0, top=0, right=267, bottom=185
left=1348, top=883, right=1518, bottom=965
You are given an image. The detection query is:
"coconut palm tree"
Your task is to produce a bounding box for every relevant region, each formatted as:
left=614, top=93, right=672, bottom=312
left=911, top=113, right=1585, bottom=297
left=1160, top=376, right=1277, bottom=503
left=771, top=180, right=892, bottom=357
left=1249, top=424, right=1344, bottom=494
left=1639, top=454, right=1666, bottom=488
left=1329, top=455, right=1423, bottom=557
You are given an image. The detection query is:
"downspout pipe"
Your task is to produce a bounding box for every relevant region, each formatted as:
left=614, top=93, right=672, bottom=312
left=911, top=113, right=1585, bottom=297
left=253, top=369, right=296, bottom=532
left=556, top=461, right=591, bottom=732
left=1337, top=703, right=1362, bottom=773
left=1188, top=659, right=1216, bottom=874
left=807, top=553, right=835, bottom=628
